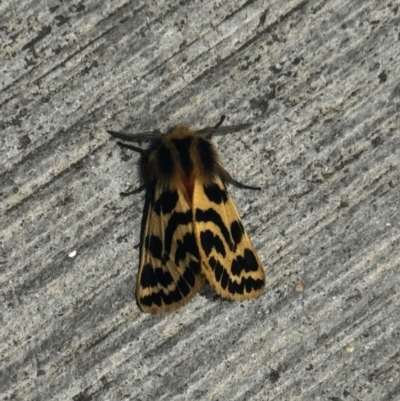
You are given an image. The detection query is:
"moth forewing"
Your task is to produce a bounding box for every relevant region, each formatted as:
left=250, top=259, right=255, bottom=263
left=108, top=118, right=265, bottom=313
left=136, top=185, right=204, bottom=313
left=192, top=176, right=265, bottom=300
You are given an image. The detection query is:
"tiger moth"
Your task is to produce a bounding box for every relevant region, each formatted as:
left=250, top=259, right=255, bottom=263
left=108, top=116, right=266, bottom=313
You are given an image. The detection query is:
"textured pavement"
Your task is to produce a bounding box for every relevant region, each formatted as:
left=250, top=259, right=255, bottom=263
left=1, top=1, right=400, bottom=400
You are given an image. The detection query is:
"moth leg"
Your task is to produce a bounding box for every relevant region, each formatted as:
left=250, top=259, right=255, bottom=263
left=226, top=176, right=261, bottom=191
left=217, top=165, right=261, bottom=191
left=116, top=142, right=144, bottom=154
left=113, top=141, right=146, bottom=195
left=199, top=115, right=226, bottom=138
left=214, top=115, right=226, bottom=129
left=120, top=183, right=146, bottom=196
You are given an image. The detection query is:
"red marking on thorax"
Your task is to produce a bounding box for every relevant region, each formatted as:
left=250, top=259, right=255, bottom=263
left=181, top=177, right=194, bottom=204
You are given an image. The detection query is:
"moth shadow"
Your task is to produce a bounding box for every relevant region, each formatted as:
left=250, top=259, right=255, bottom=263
left=199, top=283, right=221, bottom=302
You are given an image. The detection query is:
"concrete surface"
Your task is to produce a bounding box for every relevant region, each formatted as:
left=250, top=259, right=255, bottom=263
left=1, top=0, right=399, bottom=400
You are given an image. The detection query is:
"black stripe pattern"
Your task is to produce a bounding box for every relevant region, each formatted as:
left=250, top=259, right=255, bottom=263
left=198, top=181, right=264, bottom=296
left=138, top=188, right=201, bottom=310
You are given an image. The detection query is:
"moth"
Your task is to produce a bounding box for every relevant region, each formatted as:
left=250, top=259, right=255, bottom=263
left=108, top=116, right=266, bottom=313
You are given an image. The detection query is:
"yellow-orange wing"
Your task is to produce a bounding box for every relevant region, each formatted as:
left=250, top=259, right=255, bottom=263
left=136, top=183, right=204, bottom=313
left=193, top=176, right=266, bottom=300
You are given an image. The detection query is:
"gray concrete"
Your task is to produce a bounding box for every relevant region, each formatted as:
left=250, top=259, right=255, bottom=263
left=1, top=0, right=399, bottom=400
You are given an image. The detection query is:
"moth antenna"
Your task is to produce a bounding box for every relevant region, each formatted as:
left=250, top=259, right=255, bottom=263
left=197, top=120, right=252, bottom=138
left=107, top=129, right=162, bottom=142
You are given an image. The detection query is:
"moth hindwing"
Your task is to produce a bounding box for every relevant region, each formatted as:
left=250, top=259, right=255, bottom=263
left=108, top=119, right=266, bottom=313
